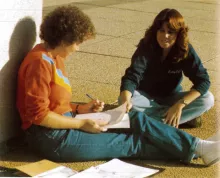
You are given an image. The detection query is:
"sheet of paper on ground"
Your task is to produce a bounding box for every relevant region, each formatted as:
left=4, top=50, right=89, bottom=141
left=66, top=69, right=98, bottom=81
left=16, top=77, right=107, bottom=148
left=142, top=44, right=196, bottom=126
left=15, top=160, right=77, bottom=177
left=71, top=158, right=160, bottom=178
left=15, top=159, right=160, bottom=178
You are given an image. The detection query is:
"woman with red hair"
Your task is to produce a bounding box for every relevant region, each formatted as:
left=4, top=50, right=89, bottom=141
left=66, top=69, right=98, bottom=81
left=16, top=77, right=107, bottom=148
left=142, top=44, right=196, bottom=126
left=120, top=8, right=214, bottom=128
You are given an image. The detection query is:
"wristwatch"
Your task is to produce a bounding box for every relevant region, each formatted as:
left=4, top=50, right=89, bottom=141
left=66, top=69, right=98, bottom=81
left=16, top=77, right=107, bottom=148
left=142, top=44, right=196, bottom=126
left=179, top=99, right=188, bottom=106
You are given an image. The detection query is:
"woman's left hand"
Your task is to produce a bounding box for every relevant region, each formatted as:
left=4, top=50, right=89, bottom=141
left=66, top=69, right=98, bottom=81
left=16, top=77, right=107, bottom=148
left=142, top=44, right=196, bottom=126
left=79, top=100, right=105, bottom=114
left=164, top=103, right=184, bottom=128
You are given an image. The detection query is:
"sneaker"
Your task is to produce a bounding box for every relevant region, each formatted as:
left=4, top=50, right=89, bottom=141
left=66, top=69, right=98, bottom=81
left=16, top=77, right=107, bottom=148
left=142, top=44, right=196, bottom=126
left=195, top=134, right=220, bottom=159
left=201, top=141, right=220, bottom=166
left=185, top=117, right=202, bottom=128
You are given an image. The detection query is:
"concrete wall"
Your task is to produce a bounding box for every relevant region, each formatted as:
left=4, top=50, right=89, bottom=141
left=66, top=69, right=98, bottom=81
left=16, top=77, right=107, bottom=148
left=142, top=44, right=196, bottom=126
left=0, top=0, right=42, bottom=144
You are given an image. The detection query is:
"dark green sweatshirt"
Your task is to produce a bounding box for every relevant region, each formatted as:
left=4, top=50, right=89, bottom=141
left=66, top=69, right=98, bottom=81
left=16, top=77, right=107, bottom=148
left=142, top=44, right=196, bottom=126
left=120, top=41, right=210, bottom=97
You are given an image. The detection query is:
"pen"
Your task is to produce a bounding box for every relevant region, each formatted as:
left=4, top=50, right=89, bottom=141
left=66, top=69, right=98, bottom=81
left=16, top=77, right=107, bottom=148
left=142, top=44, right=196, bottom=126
left=86, top=94, right=118, bottom=104
left=86, top=93, right=95, bottom=100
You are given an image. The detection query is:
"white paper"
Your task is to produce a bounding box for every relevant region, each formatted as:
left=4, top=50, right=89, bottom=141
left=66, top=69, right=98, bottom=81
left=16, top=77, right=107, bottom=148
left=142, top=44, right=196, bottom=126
left=34, top=166, right=78, bottom=177
left=75, top=103, right=129, bottom=129
left=70, top=159, right=159, bottom=178
left=106, top=113, right=130, bottom=129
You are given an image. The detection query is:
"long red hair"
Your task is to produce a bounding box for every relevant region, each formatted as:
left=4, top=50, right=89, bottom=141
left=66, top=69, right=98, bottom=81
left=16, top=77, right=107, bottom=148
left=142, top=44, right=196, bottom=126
left=143, top=8, right=189, bottom=62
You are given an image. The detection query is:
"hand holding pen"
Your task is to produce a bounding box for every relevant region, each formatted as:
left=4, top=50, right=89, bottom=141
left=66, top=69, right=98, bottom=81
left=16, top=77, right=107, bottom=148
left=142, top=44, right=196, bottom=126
left=86, top=94, right=105, bottom=112
left=87, top=94, right=118, bottom=105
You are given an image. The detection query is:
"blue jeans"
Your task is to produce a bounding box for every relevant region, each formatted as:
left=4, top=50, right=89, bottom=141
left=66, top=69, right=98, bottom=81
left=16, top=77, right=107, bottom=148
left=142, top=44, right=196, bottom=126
left=129, top=90, right=214, bottom=124
left=25, top=110, right=198, bottom=162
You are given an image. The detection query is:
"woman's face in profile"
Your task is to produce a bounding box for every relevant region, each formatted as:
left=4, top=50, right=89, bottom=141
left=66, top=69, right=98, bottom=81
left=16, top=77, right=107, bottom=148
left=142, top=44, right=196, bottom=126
left=60, top=42, right=80, bottom=58
left=156, top=22, right=178, bottom=50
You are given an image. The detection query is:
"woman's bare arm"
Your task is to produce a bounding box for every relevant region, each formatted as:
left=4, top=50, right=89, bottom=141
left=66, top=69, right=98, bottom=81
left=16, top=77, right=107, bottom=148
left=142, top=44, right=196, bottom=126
left=38, top=111, right=107, bottom=133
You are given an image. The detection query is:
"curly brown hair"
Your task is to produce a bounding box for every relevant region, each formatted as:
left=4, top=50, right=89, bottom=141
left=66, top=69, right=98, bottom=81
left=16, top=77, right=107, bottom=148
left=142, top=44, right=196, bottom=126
left=40, top=5, right=96, bottom=49
left=143, top=8, right=189, bottom=62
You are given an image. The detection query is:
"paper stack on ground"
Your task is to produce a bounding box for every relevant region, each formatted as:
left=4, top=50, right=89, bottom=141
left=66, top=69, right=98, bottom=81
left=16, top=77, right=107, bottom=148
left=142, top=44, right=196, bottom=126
left=29, top=159, right=160, bottom=178
left=71, top=158, right=159, bottom=178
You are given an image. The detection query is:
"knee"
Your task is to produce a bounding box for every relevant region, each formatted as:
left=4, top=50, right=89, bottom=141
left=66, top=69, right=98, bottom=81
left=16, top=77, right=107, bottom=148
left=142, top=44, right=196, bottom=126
left=129, top=111, right=147, bottom=127
left=130, top=91, right=151, bottom=107
left=200, top=91, right=214, bottom=110
left=129, top=110, right=156, bottom=128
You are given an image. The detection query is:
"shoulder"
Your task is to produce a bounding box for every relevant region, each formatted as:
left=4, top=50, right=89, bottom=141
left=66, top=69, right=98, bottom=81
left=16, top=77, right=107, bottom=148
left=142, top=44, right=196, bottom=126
left=134, top=39, right=145, bottom=55
left=20, top=54, right=53, bottom=76
left=183, top=43, right=203, bottom=66
left=183, top=43, right=201, bottom=62
left=133, top=39, right=156, bottom=61
left=25, top=44, right=54, bottom=66
left=187, top=43, right=198, bottom=56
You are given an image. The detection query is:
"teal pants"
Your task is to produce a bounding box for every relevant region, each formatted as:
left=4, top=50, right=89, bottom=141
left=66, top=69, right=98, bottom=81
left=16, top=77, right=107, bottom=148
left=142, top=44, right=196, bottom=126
left=26, top=110, right=198, bottom=162
left=130, top=90, right=214, bottom=123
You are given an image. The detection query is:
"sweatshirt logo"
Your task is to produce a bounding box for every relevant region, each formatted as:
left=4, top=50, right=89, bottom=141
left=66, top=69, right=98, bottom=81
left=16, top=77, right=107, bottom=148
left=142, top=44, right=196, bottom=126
left=168, top=70, right=182, bottom=74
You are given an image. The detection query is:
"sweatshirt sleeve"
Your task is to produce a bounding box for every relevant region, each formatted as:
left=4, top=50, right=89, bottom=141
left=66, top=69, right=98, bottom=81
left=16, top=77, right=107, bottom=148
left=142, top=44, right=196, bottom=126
left=24, top=58, right=52, bottom=125
left=120, top=46, right=148, bottom=95
left=182, top=44, right=210, bottom=95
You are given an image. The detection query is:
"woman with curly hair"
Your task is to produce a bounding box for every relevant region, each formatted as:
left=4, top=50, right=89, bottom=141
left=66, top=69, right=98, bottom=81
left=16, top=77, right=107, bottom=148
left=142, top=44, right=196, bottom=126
left=120, top=8, right=214, bottom=128
left=16, top=6, right=219, bottom=166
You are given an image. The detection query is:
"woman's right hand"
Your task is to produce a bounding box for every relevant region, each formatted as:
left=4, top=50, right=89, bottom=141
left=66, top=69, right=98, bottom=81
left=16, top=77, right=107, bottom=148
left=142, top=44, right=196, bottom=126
left=123, top=100, right=132, bottom=112
left=120, top=90, right=133, bottom=112
left=78, top=119, right=108, bottom=133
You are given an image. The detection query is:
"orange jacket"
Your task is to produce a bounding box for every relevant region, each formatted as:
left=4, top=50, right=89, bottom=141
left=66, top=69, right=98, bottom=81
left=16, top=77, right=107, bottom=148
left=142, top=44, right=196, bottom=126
left=16, top=44, right=75, bottom=130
